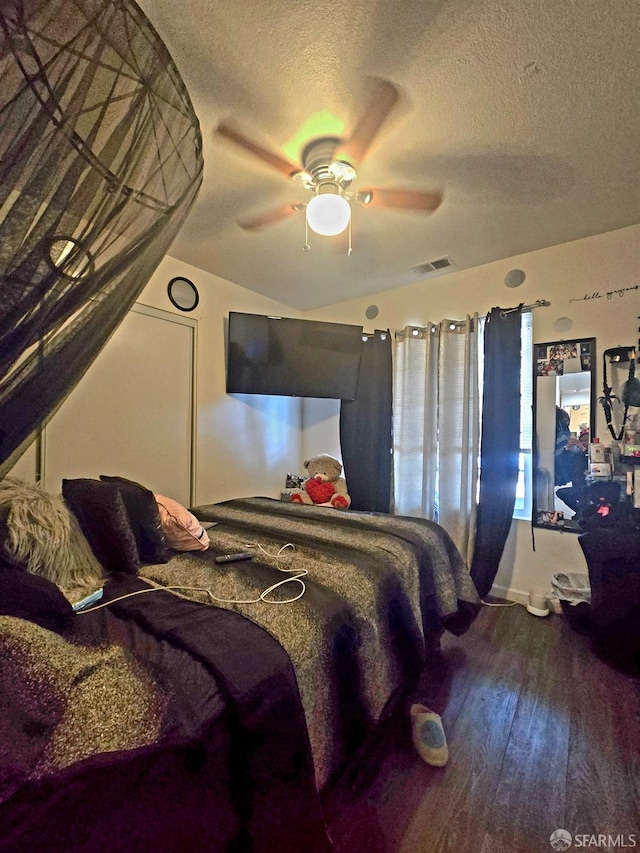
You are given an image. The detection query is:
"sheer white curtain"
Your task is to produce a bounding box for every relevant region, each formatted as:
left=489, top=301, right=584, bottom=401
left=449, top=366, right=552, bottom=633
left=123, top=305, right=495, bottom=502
left=392, top=316, right=482, bottom=565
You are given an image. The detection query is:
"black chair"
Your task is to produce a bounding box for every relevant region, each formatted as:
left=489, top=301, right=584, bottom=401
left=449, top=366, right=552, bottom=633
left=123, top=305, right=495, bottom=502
left=578, top=528, right=640, bottom=672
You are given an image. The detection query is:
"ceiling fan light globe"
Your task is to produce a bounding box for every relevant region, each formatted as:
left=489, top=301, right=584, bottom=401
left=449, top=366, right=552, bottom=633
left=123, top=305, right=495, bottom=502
left=306, top=194, right=351, bottom=236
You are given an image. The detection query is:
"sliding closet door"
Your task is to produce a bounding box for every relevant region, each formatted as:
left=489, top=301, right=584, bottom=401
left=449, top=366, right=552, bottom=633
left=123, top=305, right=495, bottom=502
left=43, top=304, right=195, bottom=506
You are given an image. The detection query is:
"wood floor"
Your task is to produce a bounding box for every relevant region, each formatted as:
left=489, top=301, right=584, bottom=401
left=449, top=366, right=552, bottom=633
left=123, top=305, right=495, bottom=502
left=324, top=603, right=640, bottom=853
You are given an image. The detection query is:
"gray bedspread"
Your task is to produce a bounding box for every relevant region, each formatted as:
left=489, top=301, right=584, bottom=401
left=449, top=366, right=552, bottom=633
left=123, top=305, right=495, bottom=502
left=141, top=497, right=479, bottom=788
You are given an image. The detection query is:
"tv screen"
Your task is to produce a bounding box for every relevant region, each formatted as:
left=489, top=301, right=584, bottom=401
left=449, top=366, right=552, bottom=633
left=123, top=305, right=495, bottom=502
left=226, top=312, right=364, bottom=400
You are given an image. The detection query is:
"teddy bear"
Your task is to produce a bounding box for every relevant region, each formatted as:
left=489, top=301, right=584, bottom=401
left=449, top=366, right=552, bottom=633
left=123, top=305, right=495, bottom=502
left=289, top=454, right=351, bottom=510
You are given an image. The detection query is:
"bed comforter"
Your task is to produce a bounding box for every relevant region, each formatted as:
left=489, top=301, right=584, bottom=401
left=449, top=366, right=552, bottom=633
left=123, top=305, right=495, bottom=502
left=141, top=497, right=480, bottom=789
left=0, top=575, right=331, bottom=853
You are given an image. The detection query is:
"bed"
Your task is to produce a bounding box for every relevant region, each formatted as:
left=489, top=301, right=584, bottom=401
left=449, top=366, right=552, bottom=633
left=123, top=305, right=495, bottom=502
left=145, top=498, right=480, bottom=788
left=0, top=488, right=479, bottom=852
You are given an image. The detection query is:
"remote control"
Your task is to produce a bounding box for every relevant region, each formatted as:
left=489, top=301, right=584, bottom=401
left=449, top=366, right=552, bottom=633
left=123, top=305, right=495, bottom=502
left=215, top=552, right=253, bottom=564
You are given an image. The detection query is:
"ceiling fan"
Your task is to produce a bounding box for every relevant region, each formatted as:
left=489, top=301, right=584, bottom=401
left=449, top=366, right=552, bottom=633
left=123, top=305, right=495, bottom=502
left=215, top=78, right=442, bottom=249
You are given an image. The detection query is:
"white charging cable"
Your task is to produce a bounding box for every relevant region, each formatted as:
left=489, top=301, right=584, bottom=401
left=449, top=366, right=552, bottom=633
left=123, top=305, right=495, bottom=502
left=76, top=542, right=307, bottom=612
left=243, top=542, right=296, bottom=558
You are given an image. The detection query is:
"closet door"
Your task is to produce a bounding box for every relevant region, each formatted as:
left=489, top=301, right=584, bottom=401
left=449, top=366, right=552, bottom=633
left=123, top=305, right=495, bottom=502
left=43, top=304, right=195, bottom=506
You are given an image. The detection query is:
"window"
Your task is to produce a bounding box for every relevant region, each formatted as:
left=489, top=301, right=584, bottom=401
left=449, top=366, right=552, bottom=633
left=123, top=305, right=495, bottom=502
left=513, top=311, right=533, bottom=519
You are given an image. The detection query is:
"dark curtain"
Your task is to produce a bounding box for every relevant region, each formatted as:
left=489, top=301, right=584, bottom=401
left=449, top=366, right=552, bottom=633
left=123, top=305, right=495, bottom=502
left=0, top=1, right=203, bottom=477
left=470, top=306, right=522, bottom=597
left=340, top=331, right=392, bottom=512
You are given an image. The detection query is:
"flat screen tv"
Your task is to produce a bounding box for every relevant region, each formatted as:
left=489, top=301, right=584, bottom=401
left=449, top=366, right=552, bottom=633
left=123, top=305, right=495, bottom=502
left=226, top=312, right=364, bottom=399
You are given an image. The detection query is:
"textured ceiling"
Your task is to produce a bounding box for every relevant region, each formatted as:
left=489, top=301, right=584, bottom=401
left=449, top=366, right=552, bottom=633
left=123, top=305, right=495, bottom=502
left=138, top=0, right=640, bottom=310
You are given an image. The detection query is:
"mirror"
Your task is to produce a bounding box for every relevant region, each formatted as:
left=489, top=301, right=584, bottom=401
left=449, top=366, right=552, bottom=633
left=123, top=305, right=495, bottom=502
left=532, top=337, right=596, bottom=532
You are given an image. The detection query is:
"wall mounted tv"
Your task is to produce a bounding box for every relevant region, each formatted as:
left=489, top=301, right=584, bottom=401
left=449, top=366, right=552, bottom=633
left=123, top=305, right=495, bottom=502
left=226, top=312, right=364, bottom=400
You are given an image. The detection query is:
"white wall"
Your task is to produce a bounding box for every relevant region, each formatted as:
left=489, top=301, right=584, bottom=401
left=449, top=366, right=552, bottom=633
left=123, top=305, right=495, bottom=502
left=301, top=398, right=342, bottom=468
left=302, top=224, right=640, bottom=600
left=121, top=256, right=305, bottom=505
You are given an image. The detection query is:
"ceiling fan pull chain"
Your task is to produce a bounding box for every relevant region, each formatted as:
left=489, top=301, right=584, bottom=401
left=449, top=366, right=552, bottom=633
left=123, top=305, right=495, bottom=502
left=303, top=216, right=310, bottom=252
left=348, top=216, right=353, bottom=256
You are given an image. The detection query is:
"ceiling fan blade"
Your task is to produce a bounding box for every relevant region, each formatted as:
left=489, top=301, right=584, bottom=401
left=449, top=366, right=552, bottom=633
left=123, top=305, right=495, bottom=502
left=216, top=123, right=301, bottom=178
left=357, top=188, right=442, bottom=212
left=237, top=203, right=304, bottom=231
left=336, top=78, right=399, bottom=167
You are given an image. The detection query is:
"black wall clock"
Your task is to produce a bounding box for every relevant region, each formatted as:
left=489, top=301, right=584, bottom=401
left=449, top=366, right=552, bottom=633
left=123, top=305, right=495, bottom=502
left=168, top=276, right=199, bottom=311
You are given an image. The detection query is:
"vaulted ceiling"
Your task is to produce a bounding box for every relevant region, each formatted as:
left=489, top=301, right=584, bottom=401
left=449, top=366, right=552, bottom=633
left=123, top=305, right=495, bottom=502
left=138, top=0, right=640, bottom=310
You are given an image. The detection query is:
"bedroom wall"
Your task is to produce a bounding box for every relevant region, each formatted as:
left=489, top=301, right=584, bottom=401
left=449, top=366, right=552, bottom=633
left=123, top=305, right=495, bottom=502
left=302, top=223, right=640, bottom=601
left=135, top=256, right=306, bottom=505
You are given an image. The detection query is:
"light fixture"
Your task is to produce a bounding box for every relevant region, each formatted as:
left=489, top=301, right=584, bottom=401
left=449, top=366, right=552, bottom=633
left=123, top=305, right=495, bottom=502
left=306, top=185, right=351, bottom=236
left=328, top=160, right=357, bottom=182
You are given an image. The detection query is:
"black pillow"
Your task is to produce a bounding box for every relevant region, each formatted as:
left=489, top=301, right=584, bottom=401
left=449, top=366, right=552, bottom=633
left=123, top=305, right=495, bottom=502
left=62, top=479, right=140, bottom=576
left=99, top=475, right=170, bottom=564
left=0, top=558, right=75, bottom=634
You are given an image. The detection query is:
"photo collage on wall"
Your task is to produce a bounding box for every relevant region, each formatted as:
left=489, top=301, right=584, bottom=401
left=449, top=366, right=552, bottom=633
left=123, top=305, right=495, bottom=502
left=535, top=340, right=592, bottom=377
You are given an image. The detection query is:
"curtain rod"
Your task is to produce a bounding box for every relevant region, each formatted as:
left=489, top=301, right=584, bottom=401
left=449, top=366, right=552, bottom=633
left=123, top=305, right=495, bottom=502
left=390, top=299, right=551, bottom=337
left=500, top=299, right=550, bottom=317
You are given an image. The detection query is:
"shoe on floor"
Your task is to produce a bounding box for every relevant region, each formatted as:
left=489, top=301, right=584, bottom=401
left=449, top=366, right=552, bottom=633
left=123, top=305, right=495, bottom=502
left=410, top=703, right=449, bottom=767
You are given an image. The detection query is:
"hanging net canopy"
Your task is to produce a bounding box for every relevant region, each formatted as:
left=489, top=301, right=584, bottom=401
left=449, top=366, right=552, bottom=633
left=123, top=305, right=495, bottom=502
left=0, top=0, right=203, bottom=477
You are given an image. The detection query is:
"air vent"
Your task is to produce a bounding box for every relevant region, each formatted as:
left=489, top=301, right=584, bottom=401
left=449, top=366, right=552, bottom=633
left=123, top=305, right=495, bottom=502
left=412, top=256, right=455, bottom=276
